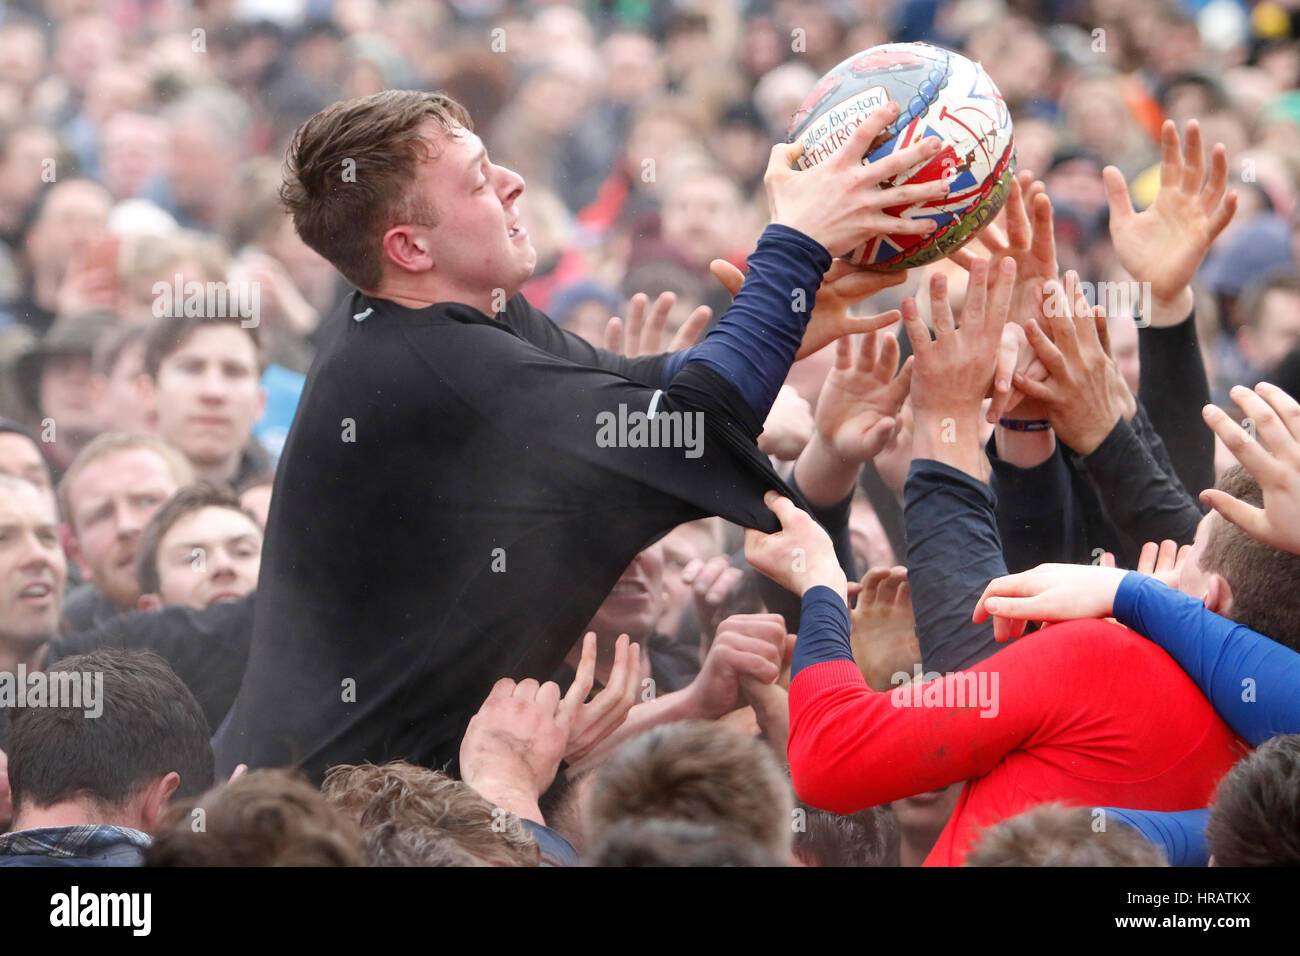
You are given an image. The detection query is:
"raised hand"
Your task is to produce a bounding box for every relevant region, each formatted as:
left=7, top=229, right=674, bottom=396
left=766, top=102, right=950, bottom=257
left=1105, top=119, right=1237, bottom=323
left=709, top=257, right=905, bottom=361
left=813, top=329, right=914, bottom=465
left=850, top=566, right=920, bottom=691
left=686, top=612, right=789, bottom=719
left=681, top=554, right=745, bottom=651
left=904, top=256, right=1017, bottom=478
left=560, top=632, right=645, bottom=766
left=604, top=290, right=712, bottom=356
left=972, top=564, right=1130, bottom=643
left=1135, top=539, right=1190, bottom=588
left=757, top=385, right=815, bottom=460
left=744, top=491, right=847, bottom=600
left=1201, top=382, right=1300, bottom=556
left=459, top=676, right=571, bottom=823
left=1014, top=271, right=1135, bottom=454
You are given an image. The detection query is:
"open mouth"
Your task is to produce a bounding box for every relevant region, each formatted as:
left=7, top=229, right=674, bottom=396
left=609, top=580, right=649, bottom=598
left=508, top=223, right=527, bottom=240
left=18, top=582, right=53, bottom=606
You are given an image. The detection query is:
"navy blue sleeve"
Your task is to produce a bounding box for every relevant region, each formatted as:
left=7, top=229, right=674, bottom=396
left=903, top=459, right=1005, bottom=673
left=987, top=438, right=1089, bottom=571
left=790, top=585, right=854, bottom=680
left=671, top=224, right=831, bottom=418
left=1099, top=807, right=1210, bottom=867
left=1114, top=571, right=1300, bottom=746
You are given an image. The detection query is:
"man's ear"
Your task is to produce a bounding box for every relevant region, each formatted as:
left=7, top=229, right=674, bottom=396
left=1204, top=573, right=1234, bottom=618
left=61, top=523, right=92, bottom=579
left=139, top=771, right=180, bottom=834
left=137, top=592, right=163, bottom=613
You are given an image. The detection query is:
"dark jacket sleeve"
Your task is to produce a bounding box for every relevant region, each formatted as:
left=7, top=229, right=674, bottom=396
left=987, top=437, right=1089, bottom=571
left=1075, top=407, right=1203, bottom=548
left=1138, top=311, right=1215, bottom=499
left=45, top=595, right=255, bottom=734
left=903, top=459, right=1005, bottom=673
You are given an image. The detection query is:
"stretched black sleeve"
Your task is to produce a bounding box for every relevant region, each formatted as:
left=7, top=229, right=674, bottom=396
left=45, top=595, right=255, bottom=735
left=1077, top=408, right=1203, bottom=550
left=1138, top=312, right=1215, bottom=499
left=904, top=459, right=1006, bottom=673
left=987, top=438, right=1089, bottom=571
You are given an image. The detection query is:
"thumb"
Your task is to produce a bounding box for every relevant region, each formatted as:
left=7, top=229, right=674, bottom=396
left=709, top=258, right=746, bottom=298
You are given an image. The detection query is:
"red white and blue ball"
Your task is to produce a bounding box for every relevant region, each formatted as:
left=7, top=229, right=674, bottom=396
left=787, top=42, right=1015, bottom=271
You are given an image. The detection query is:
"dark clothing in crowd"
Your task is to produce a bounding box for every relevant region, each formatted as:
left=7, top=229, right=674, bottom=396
left=47, top=595, right=255, bottom=734
left=214, top=227, right=831, bottom=782
left=60, top=582, right=120, bottom=634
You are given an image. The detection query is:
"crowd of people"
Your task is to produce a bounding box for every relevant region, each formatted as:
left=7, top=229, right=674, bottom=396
left=0, top=0, right=1299, bottom=868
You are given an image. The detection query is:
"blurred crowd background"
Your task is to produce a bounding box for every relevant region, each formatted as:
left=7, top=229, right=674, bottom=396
left=0, top=0, right=1298, bottom=476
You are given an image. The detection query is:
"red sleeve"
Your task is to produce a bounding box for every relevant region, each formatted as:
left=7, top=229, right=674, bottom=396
left=786, top=619, right=1149, bottom=814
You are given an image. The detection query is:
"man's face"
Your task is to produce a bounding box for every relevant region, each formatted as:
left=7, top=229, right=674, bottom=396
left=1245, top=290, right=1300, bottom=372
left=152, top=326, right=264, bottom=471
left=94, top=338, right=155, bottom=434
left=587, top=543, right=667, bottom=643
left=39, top=353, right=99, bottom=436
left=26, top=181, right=111, bottom=277
left=0, top=434, right=50, bottom=493
left=0, top=482, right=66, bottom=649
left=402, top=126, right=536, bottom=304
left=151, top=506, right=262, bottom=610
left=660, top=173, right=742, bottom=269
left=66, top=448, right=180, bottom=610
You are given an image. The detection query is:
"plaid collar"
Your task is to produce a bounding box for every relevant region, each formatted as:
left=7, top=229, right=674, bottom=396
left=0, top=825, right=151, bottom=860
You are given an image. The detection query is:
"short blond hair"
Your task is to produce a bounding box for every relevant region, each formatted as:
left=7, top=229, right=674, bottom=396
left=57, top=433, right=194, bottom=529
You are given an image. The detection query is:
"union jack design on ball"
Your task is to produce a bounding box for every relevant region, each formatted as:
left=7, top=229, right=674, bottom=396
left=788, top=42, right=1016, bottom=271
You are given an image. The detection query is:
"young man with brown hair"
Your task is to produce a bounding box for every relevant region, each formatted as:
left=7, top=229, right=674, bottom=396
left=58, top=432, right=194, bottom=630
left=213, top=88, right=948, bottom=780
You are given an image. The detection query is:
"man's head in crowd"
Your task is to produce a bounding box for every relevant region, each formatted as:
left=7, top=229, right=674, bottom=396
left=0, top=421, right=51, bottom=492
left=656, top=519, right=722, bottom=636
left=135, top=482, right=263, bottom=611
left=237, top=472, right=274, bottom=528
left=658, top=162, right=744, bottom=270
left=281, top=89, right=536, bottom=312
left=91, top=323, right=156, bottom=434
left=59, top=433, right=193, bottom=613
left=585, top=817, right=785, bottom=867
left=146, top=769, right=363, bottom=867
left=1236, top=270, right=1300, bottom=375
left=21, top=179, right=112, bottom=301
left=1207, top=733, right=1300, bottom=866
left=140, top=316, right=266, bottom=486
left=966, top=804, right=1167, bottom=866
left=585, top=542, right=667, bottom=645
left=5, top=649, right=213, bottom=837
left=17, top=310, right=116, bottom=469
left=320, top=761, right=539, bottom=867
left=793, top=803, right=895, bottom=867
left=586, top=720, right=795, bottom=862
left=0, top=473, right=63, bottom=673
left=890, top=782, right=965, bottom=867
left=1179, top=464, right=1300, bottom=651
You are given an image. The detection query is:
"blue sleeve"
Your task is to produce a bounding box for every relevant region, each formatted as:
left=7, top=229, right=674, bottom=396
left=903, top=459, right=1005, bottom=673
left=661, top=224, right=831, bottom=419
left=790, top=585, right=854, bottom=680
left=1099, top=807, right=1210, bottom=867
left=1114, top=571, right=1300, bottom=745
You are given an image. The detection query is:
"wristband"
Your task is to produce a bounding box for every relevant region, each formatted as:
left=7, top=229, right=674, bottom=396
left=998, top=418, right=1051, bottom=432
